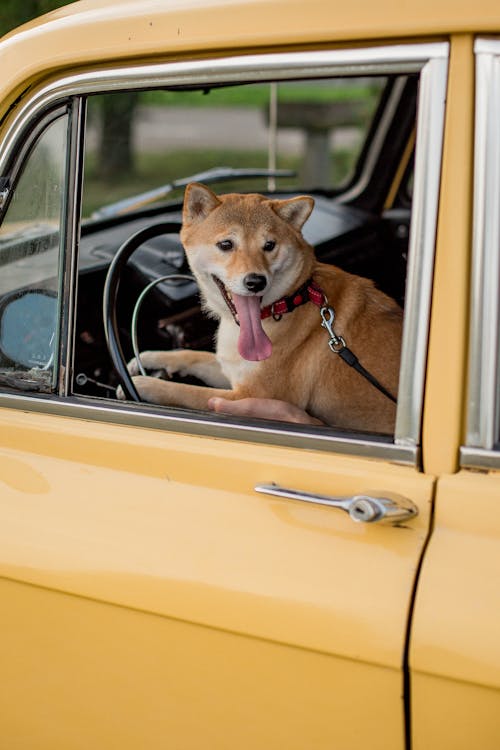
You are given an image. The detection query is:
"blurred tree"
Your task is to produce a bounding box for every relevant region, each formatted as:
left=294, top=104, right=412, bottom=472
left=0, top=0, right=77, bottom=37
left=97, top=93, right=139, bottom=179
left=0, top=0, right=138, bottom=179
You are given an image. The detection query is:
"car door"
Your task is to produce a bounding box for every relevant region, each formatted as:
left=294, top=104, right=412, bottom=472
left=410, top=38, right=500, bottom=750
left=0, top=42, right=447, bottom=749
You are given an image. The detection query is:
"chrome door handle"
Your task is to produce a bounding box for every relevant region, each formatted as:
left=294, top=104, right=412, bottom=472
left=254, top=483, right=419, bottom=525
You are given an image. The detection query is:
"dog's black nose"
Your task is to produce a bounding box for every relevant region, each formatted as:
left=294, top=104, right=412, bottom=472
left=244, top=273, right=267, bottom=293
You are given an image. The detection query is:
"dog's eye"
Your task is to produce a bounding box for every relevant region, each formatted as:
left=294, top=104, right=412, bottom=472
left=263, top=240, right=276, bottom=252
left=216, top=239, right=234, bottom=252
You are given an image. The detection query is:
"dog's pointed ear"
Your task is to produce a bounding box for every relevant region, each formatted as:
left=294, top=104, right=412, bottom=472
left=183, top=182, right=221, bottom=225
left=269, top=195, right=314, bottom=231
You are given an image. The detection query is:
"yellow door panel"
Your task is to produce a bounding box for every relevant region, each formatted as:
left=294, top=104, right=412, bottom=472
left=0, top=407, right=434, bottom=747
left=410, top=471, right=500, bottom=748
left=0, top=578, right=403, bottom=750
left=412, top=673, right=500, bottom=750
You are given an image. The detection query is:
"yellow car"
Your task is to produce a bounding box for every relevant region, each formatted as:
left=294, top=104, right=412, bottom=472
left=0, top=1, right=499, bottom=748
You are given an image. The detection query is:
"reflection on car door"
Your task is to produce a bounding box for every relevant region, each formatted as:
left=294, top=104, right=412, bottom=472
left=0, top=408, right=434, bottom=749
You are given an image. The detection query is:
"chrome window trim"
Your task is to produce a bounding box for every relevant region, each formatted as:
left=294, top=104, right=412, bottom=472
left=460, top=446, right=500, bottom=471
left=0, top=391, right=417, bottom=464
left=462, top=39, right=500, bottom=469
left=58, top=97, right=86, bottom=396
left=0, top=43, right=448, bottom=465
left=394, top=55, right=448, bottom=446
left=0, top=43, right=448, bottom=172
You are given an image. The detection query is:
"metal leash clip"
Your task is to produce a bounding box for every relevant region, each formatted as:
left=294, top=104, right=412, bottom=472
left=319, top=300, right=397, bottom=403
left=320, top=305, right=346, bottom=353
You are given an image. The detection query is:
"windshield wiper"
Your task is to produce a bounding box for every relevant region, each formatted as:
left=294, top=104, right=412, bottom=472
left=92, top=166, right=296, bottom=219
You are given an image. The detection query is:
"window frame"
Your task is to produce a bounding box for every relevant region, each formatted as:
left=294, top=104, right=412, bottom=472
left=462, top=39, right=500, bottom=469
left=0, top=43, right=449, bottom=466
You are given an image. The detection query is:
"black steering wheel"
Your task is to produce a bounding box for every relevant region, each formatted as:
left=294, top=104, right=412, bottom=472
left=103, top=221, right=183, bottom=401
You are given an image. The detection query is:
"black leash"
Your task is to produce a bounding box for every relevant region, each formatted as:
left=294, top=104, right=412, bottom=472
left=320, top=305, right=397, bottom=404
left=335, top=345, right=397, bottom=403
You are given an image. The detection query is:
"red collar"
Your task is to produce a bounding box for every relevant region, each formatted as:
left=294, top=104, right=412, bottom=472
left=260, top=278, right=325, bottom=320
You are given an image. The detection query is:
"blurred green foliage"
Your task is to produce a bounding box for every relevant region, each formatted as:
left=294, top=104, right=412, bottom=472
left=0, top=0, right=76, bottom=37
left=140, top=83, right=381, bottom=109
left=82, top=147, right=355, bottom=217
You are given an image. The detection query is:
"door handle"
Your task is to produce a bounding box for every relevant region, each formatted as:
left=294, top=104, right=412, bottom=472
left=254, top=483, right=419, bottom=525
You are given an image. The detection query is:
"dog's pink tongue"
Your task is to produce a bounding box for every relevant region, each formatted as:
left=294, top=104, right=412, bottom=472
left=232, top=294, right=272, bottom=361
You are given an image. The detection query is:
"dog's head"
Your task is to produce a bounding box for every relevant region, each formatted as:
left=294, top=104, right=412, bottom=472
left=180, top=182, right=314, bottom=361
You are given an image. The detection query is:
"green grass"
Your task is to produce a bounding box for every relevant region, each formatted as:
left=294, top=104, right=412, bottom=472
left=82, top=149, right=273, bottom=215
left=82, top=147, right=356, bottom=217
left=138, top=81, right=383, bottom=109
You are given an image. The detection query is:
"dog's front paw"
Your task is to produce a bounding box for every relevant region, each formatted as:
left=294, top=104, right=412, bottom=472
left=127, top=351, right=160, bottom=376
left=126, top=357, right=141, bottom=377
left=130, top=375, right=173, bottom=404
left=116, top=376, right=162, bottom=403
left=127, top=350, right=183, bottom=379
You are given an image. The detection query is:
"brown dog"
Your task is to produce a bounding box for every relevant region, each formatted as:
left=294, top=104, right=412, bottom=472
left=125, top=183, right=403, bottom=433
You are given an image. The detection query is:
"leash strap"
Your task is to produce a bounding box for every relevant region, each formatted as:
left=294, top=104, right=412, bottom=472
left=336, top=345, right=397, bottom=403
left=319, top=304, right=397, bottom=404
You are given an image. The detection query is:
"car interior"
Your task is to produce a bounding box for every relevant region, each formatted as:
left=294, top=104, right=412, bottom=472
left=72, top=73, right=417, bottom=410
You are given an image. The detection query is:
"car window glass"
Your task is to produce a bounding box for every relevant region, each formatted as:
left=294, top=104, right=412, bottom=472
left=0, top=114, right=68, bottom=392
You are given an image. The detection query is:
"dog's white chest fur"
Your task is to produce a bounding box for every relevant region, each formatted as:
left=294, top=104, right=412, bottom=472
left=216, top=318, right=259, bottom=386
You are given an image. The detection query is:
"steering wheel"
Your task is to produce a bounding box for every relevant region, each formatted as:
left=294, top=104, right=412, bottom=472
left=103, top=221, right=184, bottom=401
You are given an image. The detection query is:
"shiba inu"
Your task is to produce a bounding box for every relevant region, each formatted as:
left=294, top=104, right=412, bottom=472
left=125, top=182, right=403, bottom=433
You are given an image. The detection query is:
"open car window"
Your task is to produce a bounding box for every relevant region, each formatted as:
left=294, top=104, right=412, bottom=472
left=0, top=46, right=447, bottom=462
left=74, top=72, right=415, bottom=439
left=81, top=77, right=386, bottom=218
